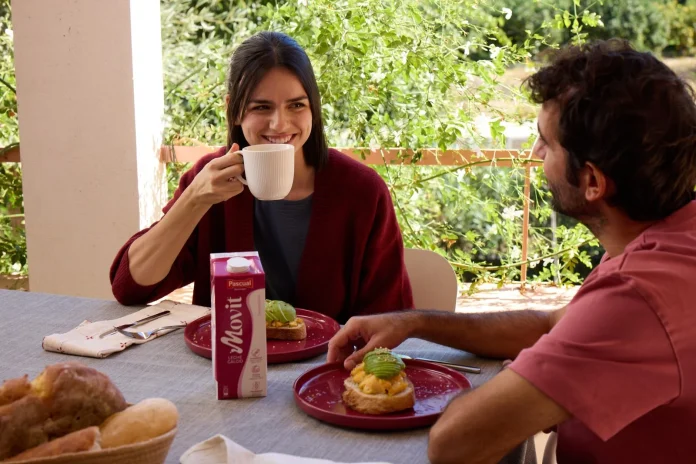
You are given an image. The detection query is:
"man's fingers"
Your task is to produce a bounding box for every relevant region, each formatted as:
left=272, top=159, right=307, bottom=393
left=327, top=318, right=370, bottom=365
left=327, top=325, right=358, bottom=363
left=344, top=339, right=379, bottom=371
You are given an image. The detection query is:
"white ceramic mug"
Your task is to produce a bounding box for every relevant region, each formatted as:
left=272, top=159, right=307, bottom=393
left=232, top=144, right=295, bottom=200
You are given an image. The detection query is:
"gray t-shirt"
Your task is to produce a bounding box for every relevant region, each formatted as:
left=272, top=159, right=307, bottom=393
left=253, top=195, right=313, bottom=303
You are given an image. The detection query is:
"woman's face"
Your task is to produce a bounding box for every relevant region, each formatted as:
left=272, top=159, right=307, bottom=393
left=240, top=67, right=313, bottom=156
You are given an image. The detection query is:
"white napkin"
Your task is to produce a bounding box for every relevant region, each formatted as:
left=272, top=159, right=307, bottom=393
left=42, top=300, right=210, bottom=359
left=180, top=435, right=393, bottom=464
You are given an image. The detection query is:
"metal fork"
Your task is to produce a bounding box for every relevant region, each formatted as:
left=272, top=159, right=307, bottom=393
left=116, top=324, right=187, bottom=341
left=98, top=310, right=171, bottom=338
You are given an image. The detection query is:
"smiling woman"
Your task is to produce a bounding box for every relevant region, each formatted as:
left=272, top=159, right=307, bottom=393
left=109, top=32, right=414, bottom=323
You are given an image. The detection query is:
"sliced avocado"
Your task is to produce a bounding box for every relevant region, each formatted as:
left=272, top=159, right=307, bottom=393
left=363, top=348, right=405, bottom=379
left=265, top=300, right=296, bottom=323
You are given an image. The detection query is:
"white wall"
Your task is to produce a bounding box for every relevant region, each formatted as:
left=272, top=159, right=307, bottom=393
left=12, top=0, right=166, bottom=298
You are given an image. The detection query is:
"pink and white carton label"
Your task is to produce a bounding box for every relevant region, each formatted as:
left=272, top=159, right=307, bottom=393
left=210, top=252, right=267, bottom=399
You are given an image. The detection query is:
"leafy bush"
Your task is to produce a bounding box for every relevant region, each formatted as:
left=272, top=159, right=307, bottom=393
left=161, top=0, right=605, bottom=287
left=15, top=0, right=690, bottom=287
left=495, top=0, right=696, bottom=56
left=0, top=164, right=25, bottom=275
left=660, top=0, right=696, bottom=56
left=589, top=0, right=670, bottom=52
left=0, top=0, right=23, bottom=275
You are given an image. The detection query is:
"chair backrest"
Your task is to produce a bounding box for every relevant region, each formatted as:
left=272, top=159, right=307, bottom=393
left=403, top=248, right=458, bottom=312
left=542, top=431, right=558, bottom=464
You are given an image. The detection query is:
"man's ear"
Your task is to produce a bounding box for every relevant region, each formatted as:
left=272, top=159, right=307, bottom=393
left=582, top=162, right=612, bottom=202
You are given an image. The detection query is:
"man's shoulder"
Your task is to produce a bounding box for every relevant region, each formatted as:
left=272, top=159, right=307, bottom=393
left=593, top=229, right=696, bottom=310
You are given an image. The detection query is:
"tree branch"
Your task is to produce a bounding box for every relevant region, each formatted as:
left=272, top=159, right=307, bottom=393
left=0, top=76, right=16, bottom=94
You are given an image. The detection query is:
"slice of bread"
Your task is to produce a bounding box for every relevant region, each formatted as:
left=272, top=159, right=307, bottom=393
left=342, top=377, right=415, bottom=415
left=266, top=318, right=307, bottom=341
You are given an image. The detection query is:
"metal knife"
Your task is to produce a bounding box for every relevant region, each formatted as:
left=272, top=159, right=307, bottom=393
left=398, top=354, right=482, bottom=374
left=98, top=310, right=171, bottom=339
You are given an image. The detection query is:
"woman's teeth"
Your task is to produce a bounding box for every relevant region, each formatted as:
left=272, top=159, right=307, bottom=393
left=264, top=135, right=293, bottom=144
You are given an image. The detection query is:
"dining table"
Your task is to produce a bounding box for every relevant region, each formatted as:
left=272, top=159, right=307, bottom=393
left=0, top=290, right=536, bottom=464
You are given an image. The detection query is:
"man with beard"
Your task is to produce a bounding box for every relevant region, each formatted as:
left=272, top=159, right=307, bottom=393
left=328, top=39, right=696, bottom=464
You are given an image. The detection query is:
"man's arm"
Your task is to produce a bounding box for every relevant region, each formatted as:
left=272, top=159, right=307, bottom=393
left=428, top=368, right=570, bottom=464
left=328, top=307, right=566, bottom=369
left=409, top=309, right=558, bottom=359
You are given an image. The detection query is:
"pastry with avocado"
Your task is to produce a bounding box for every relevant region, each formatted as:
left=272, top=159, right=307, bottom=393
left=265, top=300, right=306, bottom=341
left=342, top=348, right=415, bottom=414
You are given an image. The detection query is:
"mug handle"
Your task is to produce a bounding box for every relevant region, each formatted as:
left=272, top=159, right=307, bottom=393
left=230, top=150, right=247, bottom=185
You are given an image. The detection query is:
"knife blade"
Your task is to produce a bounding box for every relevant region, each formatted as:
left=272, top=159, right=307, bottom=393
left=98, top=310, right=171, bottom=339
left=398, top=354, right=481, bottom=374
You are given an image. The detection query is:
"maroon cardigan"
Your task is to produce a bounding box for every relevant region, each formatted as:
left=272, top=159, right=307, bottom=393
left=110, top=148, right=413, bottom=323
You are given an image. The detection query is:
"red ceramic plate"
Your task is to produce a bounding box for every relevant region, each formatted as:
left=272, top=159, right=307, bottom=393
left=184, top=308, right=340, bottom=364
left=293, top=360, right=472, bottom=430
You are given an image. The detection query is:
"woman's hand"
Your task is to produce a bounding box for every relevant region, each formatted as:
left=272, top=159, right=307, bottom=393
left=186, top=143, right=246, bottom=207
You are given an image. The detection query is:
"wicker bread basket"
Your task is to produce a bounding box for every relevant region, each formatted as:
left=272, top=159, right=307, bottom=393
left=5, top=427, right=177, bottom=464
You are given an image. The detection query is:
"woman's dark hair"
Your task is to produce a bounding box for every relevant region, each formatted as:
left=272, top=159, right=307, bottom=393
left=525, top=39, right=696, bottom=221
left=226, top=32, right=328, bottom=170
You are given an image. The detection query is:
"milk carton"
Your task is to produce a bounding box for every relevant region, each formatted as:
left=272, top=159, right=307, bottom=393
left=210, top=251, right=267, bottom=399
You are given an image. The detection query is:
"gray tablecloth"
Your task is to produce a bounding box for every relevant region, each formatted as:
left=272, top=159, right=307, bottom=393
left=0, top=290, right=535, bottom=464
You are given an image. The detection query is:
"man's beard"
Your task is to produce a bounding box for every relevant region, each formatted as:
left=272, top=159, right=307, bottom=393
left=548, top=179, right=604, bottom=235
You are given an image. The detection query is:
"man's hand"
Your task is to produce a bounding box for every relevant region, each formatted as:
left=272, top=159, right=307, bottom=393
left=328, top=307, right=565, bottom=370
left=327, top=312, right=420, bottom=370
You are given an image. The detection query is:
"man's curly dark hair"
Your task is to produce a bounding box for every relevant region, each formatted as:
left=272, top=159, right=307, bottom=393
left=525, top=39, right=696, bottom=221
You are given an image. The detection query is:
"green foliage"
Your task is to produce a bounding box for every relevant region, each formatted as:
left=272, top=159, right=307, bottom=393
left=495, top=0, right=696, bottom=56
left=659, top=0, right=696, bottom=56
left=489, top=0, right=605, bottom=53
left=0, top=0, right=23, bottom=275
left=0, top=163, right=25, bottom=275
left=12, top=0, right=688, bottom=287
left=262, top=0, right=535, bottom=150
left=588, top=0, right=670, bottom=52
left=160, top=0, right=254, bottom=147
left=0, top=1, right=16, bottom=148
left=160, top=0, right=605, bottom=287
left=167, top=162, right=192, bottom=198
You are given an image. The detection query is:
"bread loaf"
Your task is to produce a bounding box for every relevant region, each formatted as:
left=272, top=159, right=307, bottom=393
left=100, top=398, right=178, bottom=449
left=0, top=363, right=126, bottom=460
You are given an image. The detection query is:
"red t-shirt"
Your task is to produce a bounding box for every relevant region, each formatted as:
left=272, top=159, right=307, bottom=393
left=510, top=201, right=696, bottom=463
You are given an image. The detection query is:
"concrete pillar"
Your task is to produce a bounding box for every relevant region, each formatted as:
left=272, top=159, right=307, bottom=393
left=12, top=0, right=166, bottom=299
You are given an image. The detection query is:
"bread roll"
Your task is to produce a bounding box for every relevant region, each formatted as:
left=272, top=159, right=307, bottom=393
left=4, top=427, right=101, bottom=462
left=0, top=362, right=126, bottom=460
left=0, top=394, right=50, bottom=459
left=266, top=320, right=307, bottom=341
left=0, top=376, right=30, bottom=407
left=100, top=398, right=178, bottom=448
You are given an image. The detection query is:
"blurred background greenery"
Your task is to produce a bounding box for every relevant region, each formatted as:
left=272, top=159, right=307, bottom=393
left=2, top=0, right=695, bottom=290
